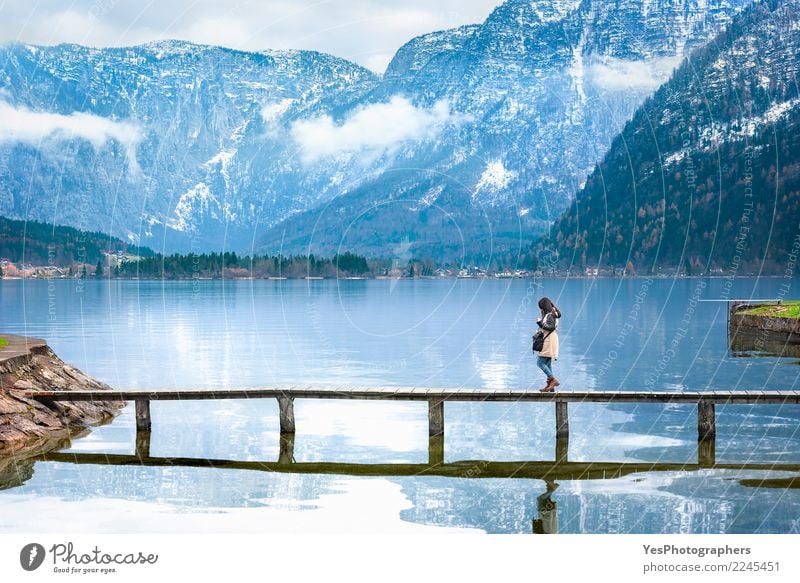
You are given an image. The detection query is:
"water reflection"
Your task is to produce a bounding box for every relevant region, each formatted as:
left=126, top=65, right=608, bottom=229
left=3, top=435, right=800, bottom=533
left=2, top=278, right=800, bottom=533
left=729, top=327, right=800, bottom=358
left=533, top=481, right=559, bottom=534
left=5, top=420, right=798, bottom=502
left=0, top=434, right=85, bottom=491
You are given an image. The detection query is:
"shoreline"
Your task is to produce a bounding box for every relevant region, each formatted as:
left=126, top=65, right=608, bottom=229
left=0, top=335, right=123, bottom=457
left=0, top=274, right=793, bottom=282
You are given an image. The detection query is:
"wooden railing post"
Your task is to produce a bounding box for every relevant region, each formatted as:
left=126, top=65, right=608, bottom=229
left=555, top=401, right=569, bottom=439
left=698, top=399, right=716, bottom=441
left=278, top=396, right=295, bottom=434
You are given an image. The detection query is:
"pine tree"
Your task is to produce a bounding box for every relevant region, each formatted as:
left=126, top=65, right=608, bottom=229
left=95, top=258, right=104, bottom=278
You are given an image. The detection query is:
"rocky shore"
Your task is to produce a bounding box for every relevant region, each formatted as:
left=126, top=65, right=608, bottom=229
left=729, top=302, right=800, bottom=357
left=730, top=302, right=800, bottom=336
left=730, top=313, right=800, bottom=336
left=0, top=334, right=123, bottom=457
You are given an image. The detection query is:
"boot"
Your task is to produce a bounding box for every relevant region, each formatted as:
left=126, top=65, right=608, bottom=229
left=540, top=377, right=556, bottom=393
left=550, top=377, right=561, bottom=389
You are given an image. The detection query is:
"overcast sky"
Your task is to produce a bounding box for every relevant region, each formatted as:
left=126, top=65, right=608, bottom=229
left=0, top=0, right=501, bottom=72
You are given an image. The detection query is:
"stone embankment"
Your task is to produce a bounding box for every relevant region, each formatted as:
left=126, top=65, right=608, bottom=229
left=0, top=334, right=123, bottom=456
left=730, top=302, right=800, bottom=336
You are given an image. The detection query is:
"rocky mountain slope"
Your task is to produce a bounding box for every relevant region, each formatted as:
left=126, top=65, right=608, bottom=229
left=257, top=0, right=754, bottom=261
left=0, top=42, right=378, bottom=252
left=0, top=1, right=753, bottom=261
left=538, top=0, right=800, bottom=274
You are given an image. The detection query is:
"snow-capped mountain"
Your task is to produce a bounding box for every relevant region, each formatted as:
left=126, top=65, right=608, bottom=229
left=264, top=0, right=754, bottom=260
left=0, top=1, right=753, bottom=258
left=0, top=41, right=378, bottom=251
left=541, top=0, right=800, bottom=274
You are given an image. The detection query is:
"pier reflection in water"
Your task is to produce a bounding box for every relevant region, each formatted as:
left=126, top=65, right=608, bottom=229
left=3, top=427, right=798, bottom=535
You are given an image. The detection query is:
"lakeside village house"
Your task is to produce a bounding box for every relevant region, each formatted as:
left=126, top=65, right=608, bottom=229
left=0, top=251, right=134, bottom=279
left=1, top=254, right=727, bottom=280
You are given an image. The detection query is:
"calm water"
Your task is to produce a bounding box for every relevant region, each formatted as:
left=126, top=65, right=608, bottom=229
left=1, top=277, right=799, bottom=534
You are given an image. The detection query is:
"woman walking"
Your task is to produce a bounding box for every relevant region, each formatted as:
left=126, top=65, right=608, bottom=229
left=534, top=297, right=561, bottom=392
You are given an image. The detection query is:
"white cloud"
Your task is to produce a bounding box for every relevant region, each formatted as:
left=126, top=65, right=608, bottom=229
left=261, top=99, right=294, bottom=123
left=290, top=96, right=464, bottom=164
left=588, top=56, right=683, bottom=91
left=0, top=101, right=143, bottom=172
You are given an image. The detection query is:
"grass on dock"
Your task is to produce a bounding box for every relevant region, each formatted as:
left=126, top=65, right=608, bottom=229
left=739, top=301, right=800, bottom=318
left=0, top=337, right=8, bottom=349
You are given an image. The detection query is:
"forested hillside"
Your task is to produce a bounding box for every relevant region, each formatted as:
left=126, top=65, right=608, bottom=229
left=539, top=0, right=800, bottom=275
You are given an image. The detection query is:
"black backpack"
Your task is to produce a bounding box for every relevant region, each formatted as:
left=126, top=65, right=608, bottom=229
left=532, top=329, right=553, bottom=352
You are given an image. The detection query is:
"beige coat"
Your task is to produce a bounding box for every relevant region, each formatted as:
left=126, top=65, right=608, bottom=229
left=537, top=311, right=560, bottom=359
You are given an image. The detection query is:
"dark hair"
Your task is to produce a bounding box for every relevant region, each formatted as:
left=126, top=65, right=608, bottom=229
left=538, top=297, right=561, bottom=318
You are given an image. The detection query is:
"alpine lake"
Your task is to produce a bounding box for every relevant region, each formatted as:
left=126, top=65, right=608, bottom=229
left=1, top=276, right=799, bottom=534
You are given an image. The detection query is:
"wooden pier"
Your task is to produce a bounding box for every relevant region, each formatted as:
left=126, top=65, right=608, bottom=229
left=22, top=387, right=800, bottom=468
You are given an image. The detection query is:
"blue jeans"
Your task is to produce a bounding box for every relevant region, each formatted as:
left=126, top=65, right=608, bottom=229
left=537, top=356, right=554, bottom=379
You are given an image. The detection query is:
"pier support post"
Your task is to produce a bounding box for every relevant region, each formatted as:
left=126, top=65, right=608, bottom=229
left=278, top=396, right=295, bottom=435
left=135, top=399, right=151, bottom=432
left=697, top=400, right=716, bottom=441
left=698, top=437, right=716, bottom=467
left=134, top=399, right=152, bottom=459
left=428, top=399, right=445, bottom=465
left=428, top=399, right=444, bottom=437
left=555, top=435, right=569, bottom=463
left=555, top=401, right=569, bottom=440
left=135, top=429, right=151, bottom=459
left=428, top=434, right=444, bottom=466
left=278, top=434, right=295, bottom=464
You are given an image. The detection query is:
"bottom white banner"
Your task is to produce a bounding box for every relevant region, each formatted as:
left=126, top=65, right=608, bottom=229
left=1, top=534, right=797, bottom=582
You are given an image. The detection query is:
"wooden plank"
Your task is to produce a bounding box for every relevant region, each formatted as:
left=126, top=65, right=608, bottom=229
left=20, top=388, right=800, bottom=405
